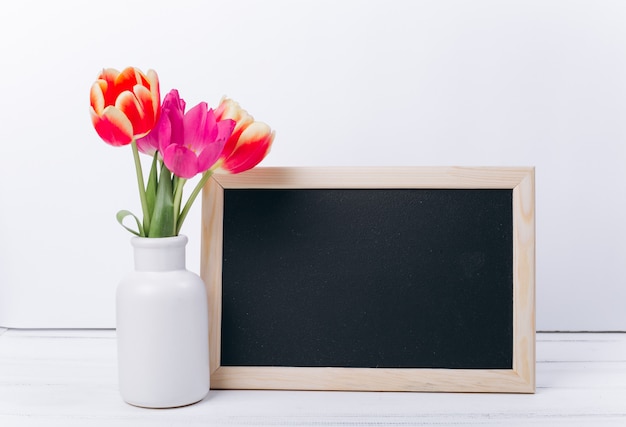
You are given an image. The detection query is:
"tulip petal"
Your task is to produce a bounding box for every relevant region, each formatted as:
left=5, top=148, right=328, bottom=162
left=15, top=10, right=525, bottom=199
left=183, top=102, right=212, bottom=152
left=136, top=114, right=171, bottom=156
left=115, top=67, right=145, bottom=96
left=221, top=130, right=244, bottom=160
left=90, top=105, right=133, bottom=146
left=196, top=138, right=226, bottom=173
left=115, top=91, right=143, bottom=133
left=133, top=84, right=157, bottom=136
left=215, top=98, right=254, bottom=159
left=162, top=90, right=186, bottom=144
left=115, top=88, right=156, bottom=139
left=215, top=98, right=253, bottom=131
left=99, top=68, right=119, bottom=84
left=163, top=144, right=199, bottom=179
left=98, top=68, right=120, bottom=105
left=240, top=121, right=273, bottom=141
left=146, top=69, right=161, bottom=118
left=202, top=118, right=235, bottom=171
left=216, top=118, right=236, bottom=143
left=89, top=81, right=106, bottom=115
left=222, top=141, right=270, bottom=174
left=222, top=124, right=274, bottom=174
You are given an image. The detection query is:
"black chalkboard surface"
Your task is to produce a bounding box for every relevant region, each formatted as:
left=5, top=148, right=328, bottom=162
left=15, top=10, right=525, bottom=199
left=201, top=167, right=535, bottom=393
left=221, top=189, right=512, bottom=369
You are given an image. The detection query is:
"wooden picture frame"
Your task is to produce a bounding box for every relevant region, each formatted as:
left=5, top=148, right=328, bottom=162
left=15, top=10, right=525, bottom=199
left=201, top=167, right=535, bottom=393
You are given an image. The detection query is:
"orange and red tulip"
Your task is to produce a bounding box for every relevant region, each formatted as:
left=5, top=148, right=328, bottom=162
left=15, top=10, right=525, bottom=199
left=215, top=98, right=274, bottom=174
left=90, top=67, right=161, bottom=146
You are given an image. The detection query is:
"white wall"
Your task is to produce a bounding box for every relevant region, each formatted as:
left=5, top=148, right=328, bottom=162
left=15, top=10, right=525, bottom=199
left=0, top=0, right=625, bottom=331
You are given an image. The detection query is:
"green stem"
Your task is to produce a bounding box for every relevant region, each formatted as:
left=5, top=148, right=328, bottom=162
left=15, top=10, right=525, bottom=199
left=131, top=139, right=150, bottom=235
left=176, top=169, right=214, bottom=234
left=173, top=176, right=187, bottom=230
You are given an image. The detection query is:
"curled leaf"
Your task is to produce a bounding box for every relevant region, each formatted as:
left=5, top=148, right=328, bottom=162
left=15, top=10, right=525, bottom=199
left=116, top=210, right=145, bottom=236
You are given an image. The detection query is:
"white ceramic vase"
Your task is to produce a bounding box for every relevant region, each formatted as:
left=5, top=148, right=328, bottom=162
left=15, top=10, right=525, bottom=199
left=116, top=235, right=209, bottom=408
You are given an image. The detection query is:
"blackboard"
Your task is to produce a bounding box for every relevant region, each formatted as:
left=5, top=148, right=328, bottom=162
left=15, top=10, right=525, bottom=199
left=201, top=167, right=535, bottom=393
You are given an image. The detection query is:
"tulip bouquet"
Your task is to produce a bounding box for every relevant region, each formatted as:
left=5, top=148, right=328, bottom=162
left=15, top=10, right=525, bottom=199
left=89, top=67, right=274, bottom=237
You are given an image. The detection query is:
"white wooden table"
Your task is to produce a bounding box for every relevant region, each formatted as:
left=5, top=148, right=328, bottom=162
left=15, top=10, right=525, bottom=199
left=0, top=328, right=624, bottom=426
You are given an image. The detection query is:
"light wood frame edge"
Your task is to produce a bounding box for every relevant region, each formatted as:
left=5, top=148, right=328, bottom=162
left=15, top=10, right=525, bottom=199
left=201, top=166, right=536, bottom=393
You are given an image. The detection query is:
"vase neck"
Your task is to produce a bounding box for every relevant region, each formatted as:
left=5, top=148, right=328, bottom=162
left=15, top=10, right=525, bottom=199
left=131, top=235, right=188, bottom=272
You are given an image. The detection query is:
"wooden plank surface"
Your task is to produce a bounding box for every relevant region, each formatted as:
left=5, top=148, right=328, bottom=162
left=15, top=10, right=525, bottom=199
left=0, top=331, right=624, bottom=426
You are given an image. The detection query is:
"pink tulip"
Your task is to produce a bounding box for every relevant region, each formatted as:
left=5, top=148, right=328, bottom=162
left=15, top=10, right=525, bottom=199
left=150, top=90, right=235, bottom=179
left=215, top=98, right=275, bottom=174
left=89, top=67, right=161, bottom=146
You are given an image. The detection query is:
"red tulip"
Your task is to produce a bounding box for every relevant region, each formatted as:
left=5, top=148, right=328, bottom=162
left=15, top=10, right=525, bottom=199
left=90, top=67, right=161, bottom=146
left=215, top=98, right=275, bottom=174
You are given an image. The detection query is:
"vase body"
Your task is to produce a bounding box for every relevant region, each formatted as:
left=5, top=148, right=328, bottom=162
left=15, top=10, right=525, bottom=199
left=116, top=235, right=209, bottom=408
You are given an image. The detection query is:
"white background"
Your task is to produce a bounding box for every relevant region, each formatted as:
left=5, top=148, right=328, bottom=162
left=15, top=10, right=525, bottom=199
left=0, top=0, right=625, bottom=331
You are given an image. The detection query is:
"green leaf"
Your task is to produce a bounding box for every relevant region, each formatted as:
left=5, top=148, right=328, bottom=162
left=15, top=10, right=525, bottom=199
left=145, top=153, right=159, bottom=228
left=116, top=210, right=145, bottom=236
left=148, top=163, right=176, bottom=237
